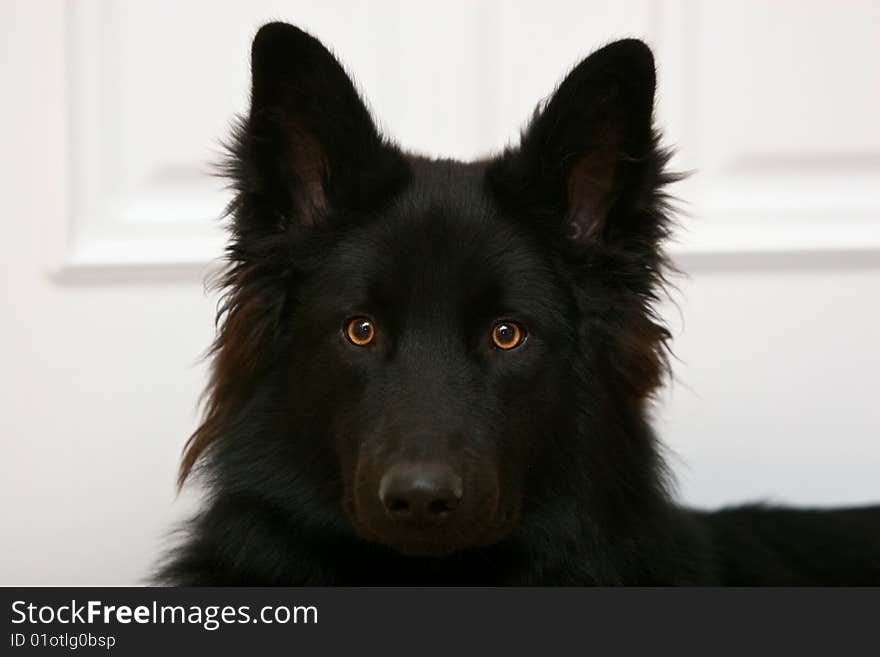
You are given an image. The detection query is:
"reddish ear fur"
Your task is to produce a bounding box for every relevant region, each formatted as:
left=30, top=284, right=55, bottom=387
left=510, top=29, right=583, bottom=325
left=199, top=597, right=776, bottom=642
left=618, top=310, right=670, bottom=404
left=283, top=119, right=329, bottom=227
left=178, top=259, right=286, bottom=487
left=565, top=135, right=619, bottom=243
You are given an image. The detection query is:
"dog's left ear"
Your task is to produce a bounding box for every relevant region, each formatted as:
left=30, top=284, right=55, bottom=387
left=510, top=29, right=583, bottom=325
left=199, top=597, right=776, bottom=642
left=487, top=39, right=661, bottom=246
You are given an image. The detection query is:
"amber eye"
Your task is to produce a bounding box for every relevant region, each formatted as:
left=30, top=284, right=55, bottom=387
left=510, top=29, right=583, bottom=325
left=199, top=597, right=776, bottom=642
left=345, top=317, right=375, bottom=346
left=491, top=321, right=525, bottom=350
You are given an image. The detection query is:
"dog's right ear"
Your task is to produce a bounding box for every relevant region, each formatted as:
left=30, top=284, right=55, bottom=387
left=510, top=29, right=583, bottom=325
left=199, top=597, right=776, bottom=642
left=229, top=22, right=409, bottom=231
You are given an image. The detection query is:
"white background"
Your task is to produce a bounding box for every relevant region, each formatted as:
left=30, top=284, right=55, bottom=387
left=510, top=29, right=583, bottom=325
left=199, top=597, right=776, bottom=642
left=1, top=0, right=878, bottom=584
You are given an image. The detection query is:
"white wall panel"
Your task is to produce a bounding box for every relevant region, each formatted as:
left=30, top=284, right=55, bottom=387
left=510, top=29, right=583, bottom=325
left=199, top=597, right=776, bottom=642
left=657, top=267, right=880, bottom=508
left=677, top=0, right=880, bottom=255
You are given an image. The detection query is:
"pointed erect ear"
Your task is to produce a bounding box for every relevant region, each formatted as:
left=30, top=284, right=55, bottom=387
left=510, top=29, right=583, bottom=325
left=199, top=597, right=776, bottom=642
left=487, top=39, right=660, bottom=245
left=235, top=22, right=409, bottom=229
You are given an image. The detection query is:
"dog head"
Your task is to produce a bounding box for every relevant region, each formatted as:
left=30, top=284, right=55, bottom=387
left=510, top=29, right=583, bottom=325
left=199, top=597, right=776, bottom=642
left=181, top=23, right=674, bottom=558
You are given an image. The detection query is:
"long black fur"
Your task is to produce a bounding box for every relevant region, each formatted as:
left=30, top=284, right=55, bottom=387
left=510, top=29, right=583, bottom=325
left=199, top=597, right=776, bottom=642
left=158, top=23, right=880, bottom=585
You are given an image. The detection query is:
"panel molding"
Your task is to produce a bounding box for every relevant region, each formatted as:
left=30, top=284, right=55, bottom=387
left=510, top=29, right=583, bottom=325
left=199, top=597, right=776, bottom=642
left=63, top=1, right=231, bottom=272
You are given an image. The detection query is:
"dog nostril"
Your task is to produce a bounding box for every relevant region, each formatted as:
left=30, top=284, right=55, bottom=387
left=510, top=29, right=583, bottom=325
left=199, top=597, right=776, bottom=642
left=378, top=461, right=463, bottom=523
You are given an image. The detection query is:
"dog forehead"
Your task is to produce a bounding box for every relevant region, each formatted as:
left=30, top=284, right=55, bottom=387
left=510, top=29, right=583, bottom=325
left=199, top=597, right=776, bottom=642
left=383, top=160, right=545, bottom=276
left=341, top=214, right=559, bottom=327
left=332, top=211, right=514, bottom=305
left=309, top=159, right=566, bottom=324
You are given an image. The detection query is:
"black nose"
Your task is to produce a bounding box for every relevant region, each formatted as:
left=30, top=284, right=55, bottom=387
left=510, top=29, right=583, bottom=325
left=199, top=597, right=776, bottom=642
left=378, top=461, right=463, bottom=523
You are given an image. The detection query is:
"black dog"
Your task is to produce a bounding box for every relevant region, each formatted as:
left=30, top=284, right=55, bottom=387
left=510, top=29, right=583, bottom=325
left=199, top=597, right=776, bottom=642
left=160, top=22, right=880, bottom=585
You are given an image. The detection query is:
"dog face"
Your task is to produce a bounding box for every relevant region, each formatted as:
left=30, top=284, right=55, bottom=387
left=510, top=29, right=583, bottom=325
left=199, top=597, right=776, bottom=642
left=285, top=164, right=578, bottom=555
left=181, top=23, right=671, bottom=558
